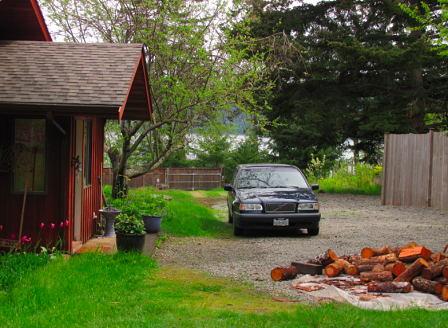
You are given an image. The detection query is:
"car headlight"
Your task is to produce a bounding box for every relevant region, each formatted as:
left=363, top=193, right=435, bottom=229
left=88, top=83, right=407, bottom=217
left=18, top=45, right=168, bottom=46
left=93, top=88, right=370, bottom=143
left=298, top=203, right=319, bottom=210
left=239, top=203, right=263, bottom=211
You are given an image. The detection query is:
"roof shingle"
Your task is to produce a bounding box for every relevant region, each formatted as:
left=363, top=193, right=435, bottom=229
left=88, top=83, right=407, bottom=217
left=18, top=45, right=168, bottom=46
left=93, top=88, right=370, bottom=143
left=0, top=41, right=143, bottom=108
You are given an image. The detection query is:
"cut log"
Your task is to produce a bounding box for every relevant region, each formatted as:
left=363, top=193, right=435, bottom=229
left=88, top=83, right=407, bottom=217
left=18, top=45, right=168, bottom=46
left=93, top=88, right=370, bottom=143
left=290, top=262, right=323, bottom=275
left=392, top=242, right=419, bottom=255
left=271, top=266, right=298, bottom=281
left=398, top=246, right=432, bottom=263
left=431, top=253, right=448, bottom=262
left=442, top=285, right=448, bottom=301
left=412, top=278, right=442, bottom=295
left=324, top=259, right=346, bottom=278
left=356, top=264, right=379, bottom=273
left=394, top=258, right=429, bottom=282
left=367, top=281, right=411, bottom=293
left=384, top=262, right=406, bottom=277
left=372, top=264, right=385, bottom=272
left=435, top=277, right=448, bottom=285
left=307, top=249, right=338, bottom=266
left=349, top=254, right=360, bottom=263
left=352, top=257, right=388, bottom=266
left=361, top=246, right=393, bottom=259
left=360, top=271, right=394, bottom=282
left=369, top=253, right=397, bottom=263
left=341, top=259, right=358, bottom=276
left=421, top=259, right=448, bottom=280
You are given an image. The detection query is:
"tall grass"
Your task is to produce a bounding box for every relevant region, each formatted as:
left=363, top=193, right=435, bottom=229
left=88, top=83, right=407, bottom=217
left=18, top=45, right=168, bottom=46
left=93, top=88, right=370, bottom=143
left=308, top=162, right=382, bottom=196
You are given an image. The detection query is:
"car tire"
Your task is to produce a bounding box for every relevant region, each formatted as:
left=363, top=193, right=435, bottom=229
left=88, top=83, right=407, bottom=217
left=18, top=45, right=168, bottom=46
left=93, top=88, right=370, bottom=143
left=233, top=220, right=244, bottom=236
left=308, top=228, right=319, bottom=236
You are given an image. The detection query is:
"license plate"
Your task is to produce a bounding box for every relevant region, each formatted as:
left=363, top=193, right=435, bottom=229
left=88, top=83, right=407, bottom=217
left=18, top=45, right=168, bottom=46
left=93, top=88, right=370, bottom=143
left=273, top=218, right=289, bottom=226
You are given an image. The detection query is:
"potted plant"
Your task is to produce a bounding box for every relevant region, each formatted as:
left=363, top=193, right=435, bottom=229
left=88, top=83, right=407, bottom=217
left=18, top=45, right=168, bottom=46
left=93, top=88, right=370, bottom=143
left=114, top=213, right=146, bottom=253
left=137, top=194, right=169, bottom=233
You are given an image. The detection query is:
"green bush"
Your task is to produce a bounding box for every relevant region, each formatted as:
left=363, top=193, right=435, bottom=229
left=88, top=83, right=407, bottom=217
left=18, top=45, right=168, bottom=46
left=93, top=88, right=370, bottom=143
left=317, top=162, right=382, bottom=195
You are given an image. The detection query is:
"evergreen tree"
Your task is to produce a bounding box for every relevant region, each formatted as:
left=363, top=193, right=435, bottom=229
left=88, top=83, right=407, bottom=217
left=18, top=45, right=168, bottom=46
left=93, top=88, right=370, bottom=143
left=233, top=0, right=448, bottom=165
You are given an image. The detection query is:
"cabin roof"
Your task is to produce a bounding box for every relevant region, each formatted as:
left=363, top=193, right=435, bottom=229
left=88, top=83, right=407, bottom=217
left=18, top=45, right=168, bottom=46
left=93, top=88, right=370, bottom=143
left=0, top=0, right=52, bottom=41
left=0, top=41, right=152, bottom=120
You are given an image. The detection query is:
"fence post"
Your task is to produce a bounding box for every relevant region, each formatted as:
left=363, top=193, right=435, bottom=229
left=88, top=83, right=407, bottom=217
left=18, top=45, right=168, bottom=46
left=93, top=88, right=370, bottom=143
left=427, top=129, right=434, bottom=207
left=381, top=132, right=390, bottom=205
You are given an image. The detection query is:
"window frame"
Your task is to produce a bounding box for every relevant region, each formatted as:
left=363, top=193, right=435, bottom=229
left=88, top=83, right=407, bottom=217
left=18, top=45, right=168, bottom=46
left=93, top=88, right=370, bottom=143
left=10, top=117, right=49, bottom=195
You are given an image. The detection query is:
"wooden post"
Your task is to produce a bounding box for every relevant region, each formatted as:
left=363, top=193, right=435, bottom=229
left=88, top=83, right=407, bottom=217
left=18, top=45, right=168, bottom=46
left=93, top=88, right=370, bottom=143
left=427, top=128, right=434, bottom=208
left=381, top=132, right=390, bottom=205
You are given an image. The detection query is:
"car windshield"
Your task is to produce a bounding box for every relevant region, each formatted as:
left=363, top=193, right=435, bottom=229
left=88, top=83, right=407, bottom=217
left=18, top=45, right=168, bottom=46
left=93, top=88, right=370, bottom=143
left=237, top=167, right=309, bottom=189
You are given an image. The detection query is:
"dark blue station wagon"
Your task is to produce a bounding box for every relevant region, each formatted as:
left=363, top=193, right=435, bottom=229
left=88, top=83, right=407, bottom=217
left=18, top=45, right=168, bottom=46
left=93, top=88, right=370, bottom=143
left=224, top=164, right=321, bottom=236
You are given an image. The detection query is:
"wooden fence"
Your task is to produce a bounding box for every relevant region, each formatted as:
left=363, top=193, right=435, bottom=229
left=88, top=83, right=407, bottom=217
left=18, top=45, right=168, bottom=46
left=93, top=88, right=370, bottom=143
left=381, top=130, right=448, bottom=211
left=103, top=167, right=225, bottom=191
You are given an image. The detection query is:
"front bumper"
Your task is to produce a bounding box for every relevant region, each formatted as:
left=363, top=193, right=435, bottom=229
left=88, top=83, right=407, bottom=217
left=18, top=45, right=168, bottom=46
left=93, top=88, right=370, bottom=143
left=233, top=211, right=321, bottom=230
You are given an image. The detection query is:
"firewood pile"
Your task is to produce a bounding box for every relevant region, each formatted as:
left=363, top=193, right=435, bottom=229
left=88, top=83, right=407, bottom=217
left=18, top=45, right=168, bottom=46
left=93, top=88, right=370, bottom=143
left=270, top=242, right=448, bottom=302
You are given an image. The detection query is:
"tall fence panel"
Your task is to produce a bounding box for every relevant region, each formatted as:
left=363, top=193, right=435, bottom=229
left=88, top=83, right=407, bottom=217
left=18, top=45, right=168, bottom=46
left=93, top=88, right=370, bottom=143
left=382, top=131, right=448, bottom=210
left=102, top=167, right=225, bottom=191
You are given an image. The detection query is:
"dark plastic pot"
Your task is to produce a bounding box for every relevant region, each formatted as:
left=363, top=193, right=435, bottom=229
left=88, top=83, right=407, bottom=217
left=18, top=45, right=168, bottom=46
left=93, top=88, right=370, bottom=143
left=116, top=232, right=146, bottom=253
left=142, top=215, right=162, bottom=233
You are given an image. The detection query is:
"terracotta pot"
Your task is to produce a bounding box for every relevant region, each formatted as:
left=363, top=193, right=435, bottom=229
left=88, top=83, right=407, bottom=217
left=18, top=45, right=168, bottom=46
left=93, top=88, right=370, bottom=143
left=116, top=232, right=146, bottom=253
left=142, top=215, right=162, bottom=233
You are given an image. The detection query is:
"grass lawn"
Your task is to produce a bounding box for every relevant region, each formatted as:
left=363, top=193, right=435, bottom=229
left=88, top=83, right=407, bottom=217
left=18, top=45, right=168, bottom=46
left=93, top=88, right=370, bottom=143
left=1, top=188, right=448, bottom=327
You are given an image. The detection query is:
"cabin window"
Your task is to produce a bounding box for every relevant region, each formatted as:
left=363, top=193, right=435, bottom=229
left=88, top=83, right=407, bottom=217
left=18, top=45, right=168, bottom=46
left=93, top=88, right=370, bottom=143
left=84, top=118, right=92, bottom=187
left=12, top=118, right=47, bottom=194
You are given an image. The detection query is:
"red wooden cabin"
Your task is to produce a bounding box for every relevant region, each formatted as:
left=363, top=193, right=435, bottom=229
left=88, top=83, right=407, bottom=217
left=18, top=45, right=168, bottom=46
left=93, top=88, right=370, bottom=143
left=0, top=0, right=152, bottom=253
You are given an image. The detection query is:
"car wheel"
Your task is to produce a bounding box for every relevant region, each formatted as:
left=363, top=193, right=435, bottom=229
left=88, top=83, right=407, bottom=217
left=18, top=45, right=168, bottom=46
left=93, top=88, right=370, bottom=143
left=308, top=228, right=319, bottom=236
left=233, top=220, right=244, bottom=236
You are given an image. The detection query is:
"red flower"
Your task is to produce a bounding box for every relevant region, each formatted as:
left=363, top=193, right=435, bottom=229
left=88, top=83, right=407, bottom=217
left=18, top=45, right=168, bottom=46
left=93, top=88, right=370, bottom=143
left=65, top=220, right=69, bottom=227
left=60, top=222, right=63, bottom=228
left=0, top=225, right=2, bottom=231
left=40, top=223, right=45, bottom=229
left=51, top=223, right=55, bottom=229
left=11, top=234, right=15, bottom=240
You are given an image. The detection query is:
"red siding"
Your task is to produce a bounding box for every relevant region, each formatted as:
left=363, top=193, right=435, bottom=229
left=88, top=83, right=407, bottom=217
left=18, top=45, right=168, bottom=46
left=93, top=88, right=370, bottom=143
left=0, top=114, right=71, bottom=251
left=80, top=117, right=105, bottom=243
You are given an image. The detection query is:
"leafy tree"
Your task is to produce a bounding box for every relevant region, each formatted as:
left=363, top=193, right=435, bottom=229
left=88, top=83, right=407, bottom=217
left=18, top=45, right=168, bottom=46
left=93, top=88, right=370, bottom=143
left=40, top=0, right=272, bottom=198
left=232, top=0, right=448, bottom=165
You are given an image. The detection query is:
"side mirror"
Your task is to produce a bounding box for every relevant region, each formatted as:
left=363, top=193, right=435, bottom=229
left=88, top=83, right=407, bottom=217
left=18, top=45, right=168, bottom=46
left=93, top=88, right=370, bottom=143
left=224, top=184, right=233, bottom=192
left=311, top=184, right=319, bottom=191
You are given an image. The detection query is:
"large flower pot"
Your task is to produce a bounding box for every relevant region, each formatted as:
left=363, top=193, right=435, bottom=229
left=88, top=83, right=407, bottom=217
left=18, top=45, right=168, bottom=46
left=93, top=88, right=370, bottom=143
left=116, top=232, right=146, bottom=253
left=142, top=215, right=162, bottom=233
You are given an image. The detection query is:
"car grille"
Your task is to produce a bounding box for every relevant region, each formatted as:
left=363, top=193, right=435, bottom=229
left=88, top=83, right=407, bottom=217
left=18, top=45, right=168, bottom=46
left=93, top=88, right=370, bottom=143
left=265, top=203, right=296, bottom=213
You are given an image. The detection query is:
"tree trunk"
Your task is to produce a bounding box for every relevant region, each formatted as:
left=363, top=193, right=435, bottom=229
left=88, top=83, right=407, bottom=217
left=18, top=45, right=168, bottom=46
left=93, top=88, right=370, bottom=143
left=307, top=249, right=338, bottom=266
left=360, top=271, right=393, bottom=282
left=361, top=246, right=392, bottom=259
left=367, top=281, right=411, bottom=293
left=271, top=266, right=298, bottom=281
left=421, top=259, right=448, bottom=280
left=394, top=258, right=429, bottom=282
left=412, top=278, right=442, bottom=295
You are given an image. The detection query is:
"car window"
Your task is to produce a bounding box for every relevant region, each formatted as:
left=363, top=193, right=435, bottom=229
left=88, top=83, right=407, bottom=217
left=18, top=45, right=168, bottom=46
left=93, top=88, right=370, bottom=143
left=237, top=167, right=309, bottom=189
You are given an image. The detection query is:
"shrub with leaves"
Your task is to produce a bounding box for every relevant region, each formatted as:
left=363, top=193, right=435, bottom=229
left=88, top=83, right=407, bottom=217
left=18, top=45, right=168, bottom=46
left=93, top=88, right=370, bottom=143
left=114, top=214, right=145, bottom=235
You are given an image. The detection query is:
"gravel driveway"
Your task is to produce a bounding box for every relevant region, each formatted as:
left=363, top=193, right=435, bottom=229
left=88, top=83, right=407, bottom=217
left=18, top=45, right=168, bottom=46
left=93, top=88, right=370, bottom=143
left=153, top=193, right=448, bottom=303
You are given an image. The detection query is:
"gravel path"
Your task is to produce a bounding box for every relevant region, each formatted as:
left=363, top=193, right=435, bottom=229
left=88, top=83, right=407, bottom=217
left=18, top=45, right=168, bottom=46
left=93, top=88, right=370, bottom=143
left=153, top=193, right=448, bottom=303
